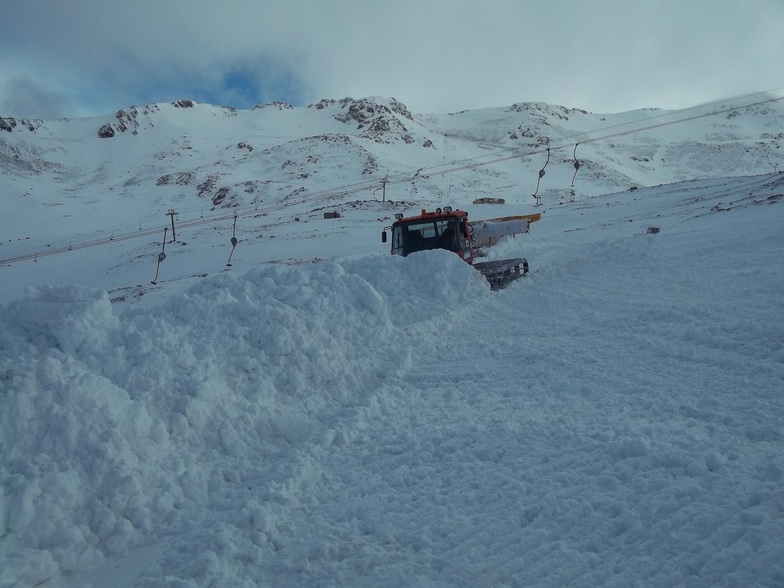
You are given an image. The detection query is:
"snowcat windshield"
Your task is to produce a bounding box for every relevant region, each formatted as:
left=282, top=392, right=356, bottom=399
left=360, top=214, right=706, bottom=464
left=391, top=218, right=459, bottom=256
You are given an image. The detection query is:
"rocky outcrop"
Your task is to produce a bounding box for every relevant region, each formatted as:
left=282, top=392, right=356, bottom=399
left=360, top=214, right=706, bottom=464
left=253, top=102, right=294, bottom=111
left=323, top=97, right=417, bottom=144
left=156, top=171, right=196, bottom=186
left=509, top=102, right=586, bottom=120
left=97, top=103, right=167, bottom=137
left=98, top=107, right=141, bottom=137
left=1, top=117, right=43, bottom=133
left=98, top=124, right=115, bottom=138
left=0, top=117, right=17, bottom=133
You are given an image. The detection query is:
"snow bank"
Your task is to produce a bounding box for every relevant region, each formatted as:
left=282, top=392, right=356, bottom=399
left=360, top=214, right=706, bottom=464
left=0, top=251, right=486, bottom=586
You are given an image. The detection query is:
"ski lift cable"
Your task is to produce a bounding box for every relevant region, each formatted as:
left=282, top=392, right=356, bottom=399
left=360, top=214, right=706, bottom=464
left=418, top=91, right=784, bottom=179
left=396, top=86, right=784, bottom=180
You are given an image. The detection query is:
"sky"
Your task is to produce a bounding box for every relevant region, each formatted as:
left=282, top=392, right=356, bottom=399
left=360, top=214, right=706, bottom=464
left=1, top=1, right=783, bottom=119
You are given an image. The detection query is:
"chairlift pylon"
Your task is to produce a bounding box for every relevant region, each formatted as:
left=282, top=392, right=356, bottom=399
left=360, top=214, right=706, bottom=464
left=532, top=148, right=550, bottom=206
left=571, top=143, right=581, bottom=187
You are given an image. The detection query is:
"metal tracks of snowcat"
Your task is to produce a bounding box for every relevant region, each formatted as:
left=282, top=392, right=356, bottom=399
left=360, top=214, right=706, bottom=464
left=474, top=258, right=529, bottom=290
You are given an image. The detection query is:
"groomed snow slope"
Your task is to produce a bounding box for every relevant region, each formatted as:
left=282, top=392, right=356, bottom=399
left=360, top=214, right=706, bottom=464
left=1, top=172, right=782, bottom=587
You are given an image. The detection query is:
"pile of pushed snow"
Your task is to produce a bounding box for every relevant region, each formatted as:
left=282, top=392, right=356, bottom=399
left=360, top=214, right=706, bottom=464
left=0, top=250, right=486, bottom=586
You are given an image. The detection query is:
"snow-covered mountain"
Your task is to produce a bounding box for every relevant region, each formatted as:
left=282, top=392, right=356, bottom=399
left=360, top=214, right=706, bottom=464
left=1, top=96, right=783, bottom=587
left=1, top=95, right=782, bottom=304
left=2, top=96, right=782, bottom=213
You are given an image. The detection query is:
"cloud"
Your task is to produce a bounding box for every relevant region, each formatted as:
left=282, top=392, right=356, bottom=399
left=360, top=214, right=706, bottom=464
left=0, top=0, right=782, bottom=119
left=0, top=77, right=74, bottom=119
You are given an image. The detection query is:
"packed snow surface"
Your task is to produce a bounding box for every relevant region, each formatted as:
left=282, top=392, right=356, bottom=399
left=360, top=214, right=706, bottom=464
left=1, top=172, right=783, bottom=586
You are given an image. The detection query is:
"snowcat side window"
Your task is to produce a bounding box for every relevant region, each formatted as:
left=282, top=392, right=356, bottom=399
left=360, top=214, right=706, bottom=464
left=391, top=226, right=406, bottom=255
left=392, top=224, right=425, bottom=256
left=439, top=221, right=458, bottom=251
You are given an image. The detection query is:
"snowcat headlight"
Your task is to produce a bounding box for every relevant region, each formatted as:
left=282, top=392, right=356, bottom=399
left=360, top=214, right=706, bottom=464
left=436, top=207, right=442, bottom=214
left=443, top=206, right=452, bottom=213
left=395, top=213, right=404, bottom=220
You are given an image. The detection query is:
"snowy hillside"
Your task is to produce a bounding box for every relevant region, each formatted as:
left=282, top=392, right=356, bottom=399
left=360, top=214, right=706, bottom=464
left=1, top=96, right=783, bottom=586
left=1, top=95, right=782, bottom=305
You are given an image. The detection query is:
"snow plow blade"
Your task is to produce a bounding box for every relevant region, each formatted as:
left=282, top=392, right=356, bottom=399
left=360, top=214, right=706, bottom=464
left=474, top=258, right=529, bottom=290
